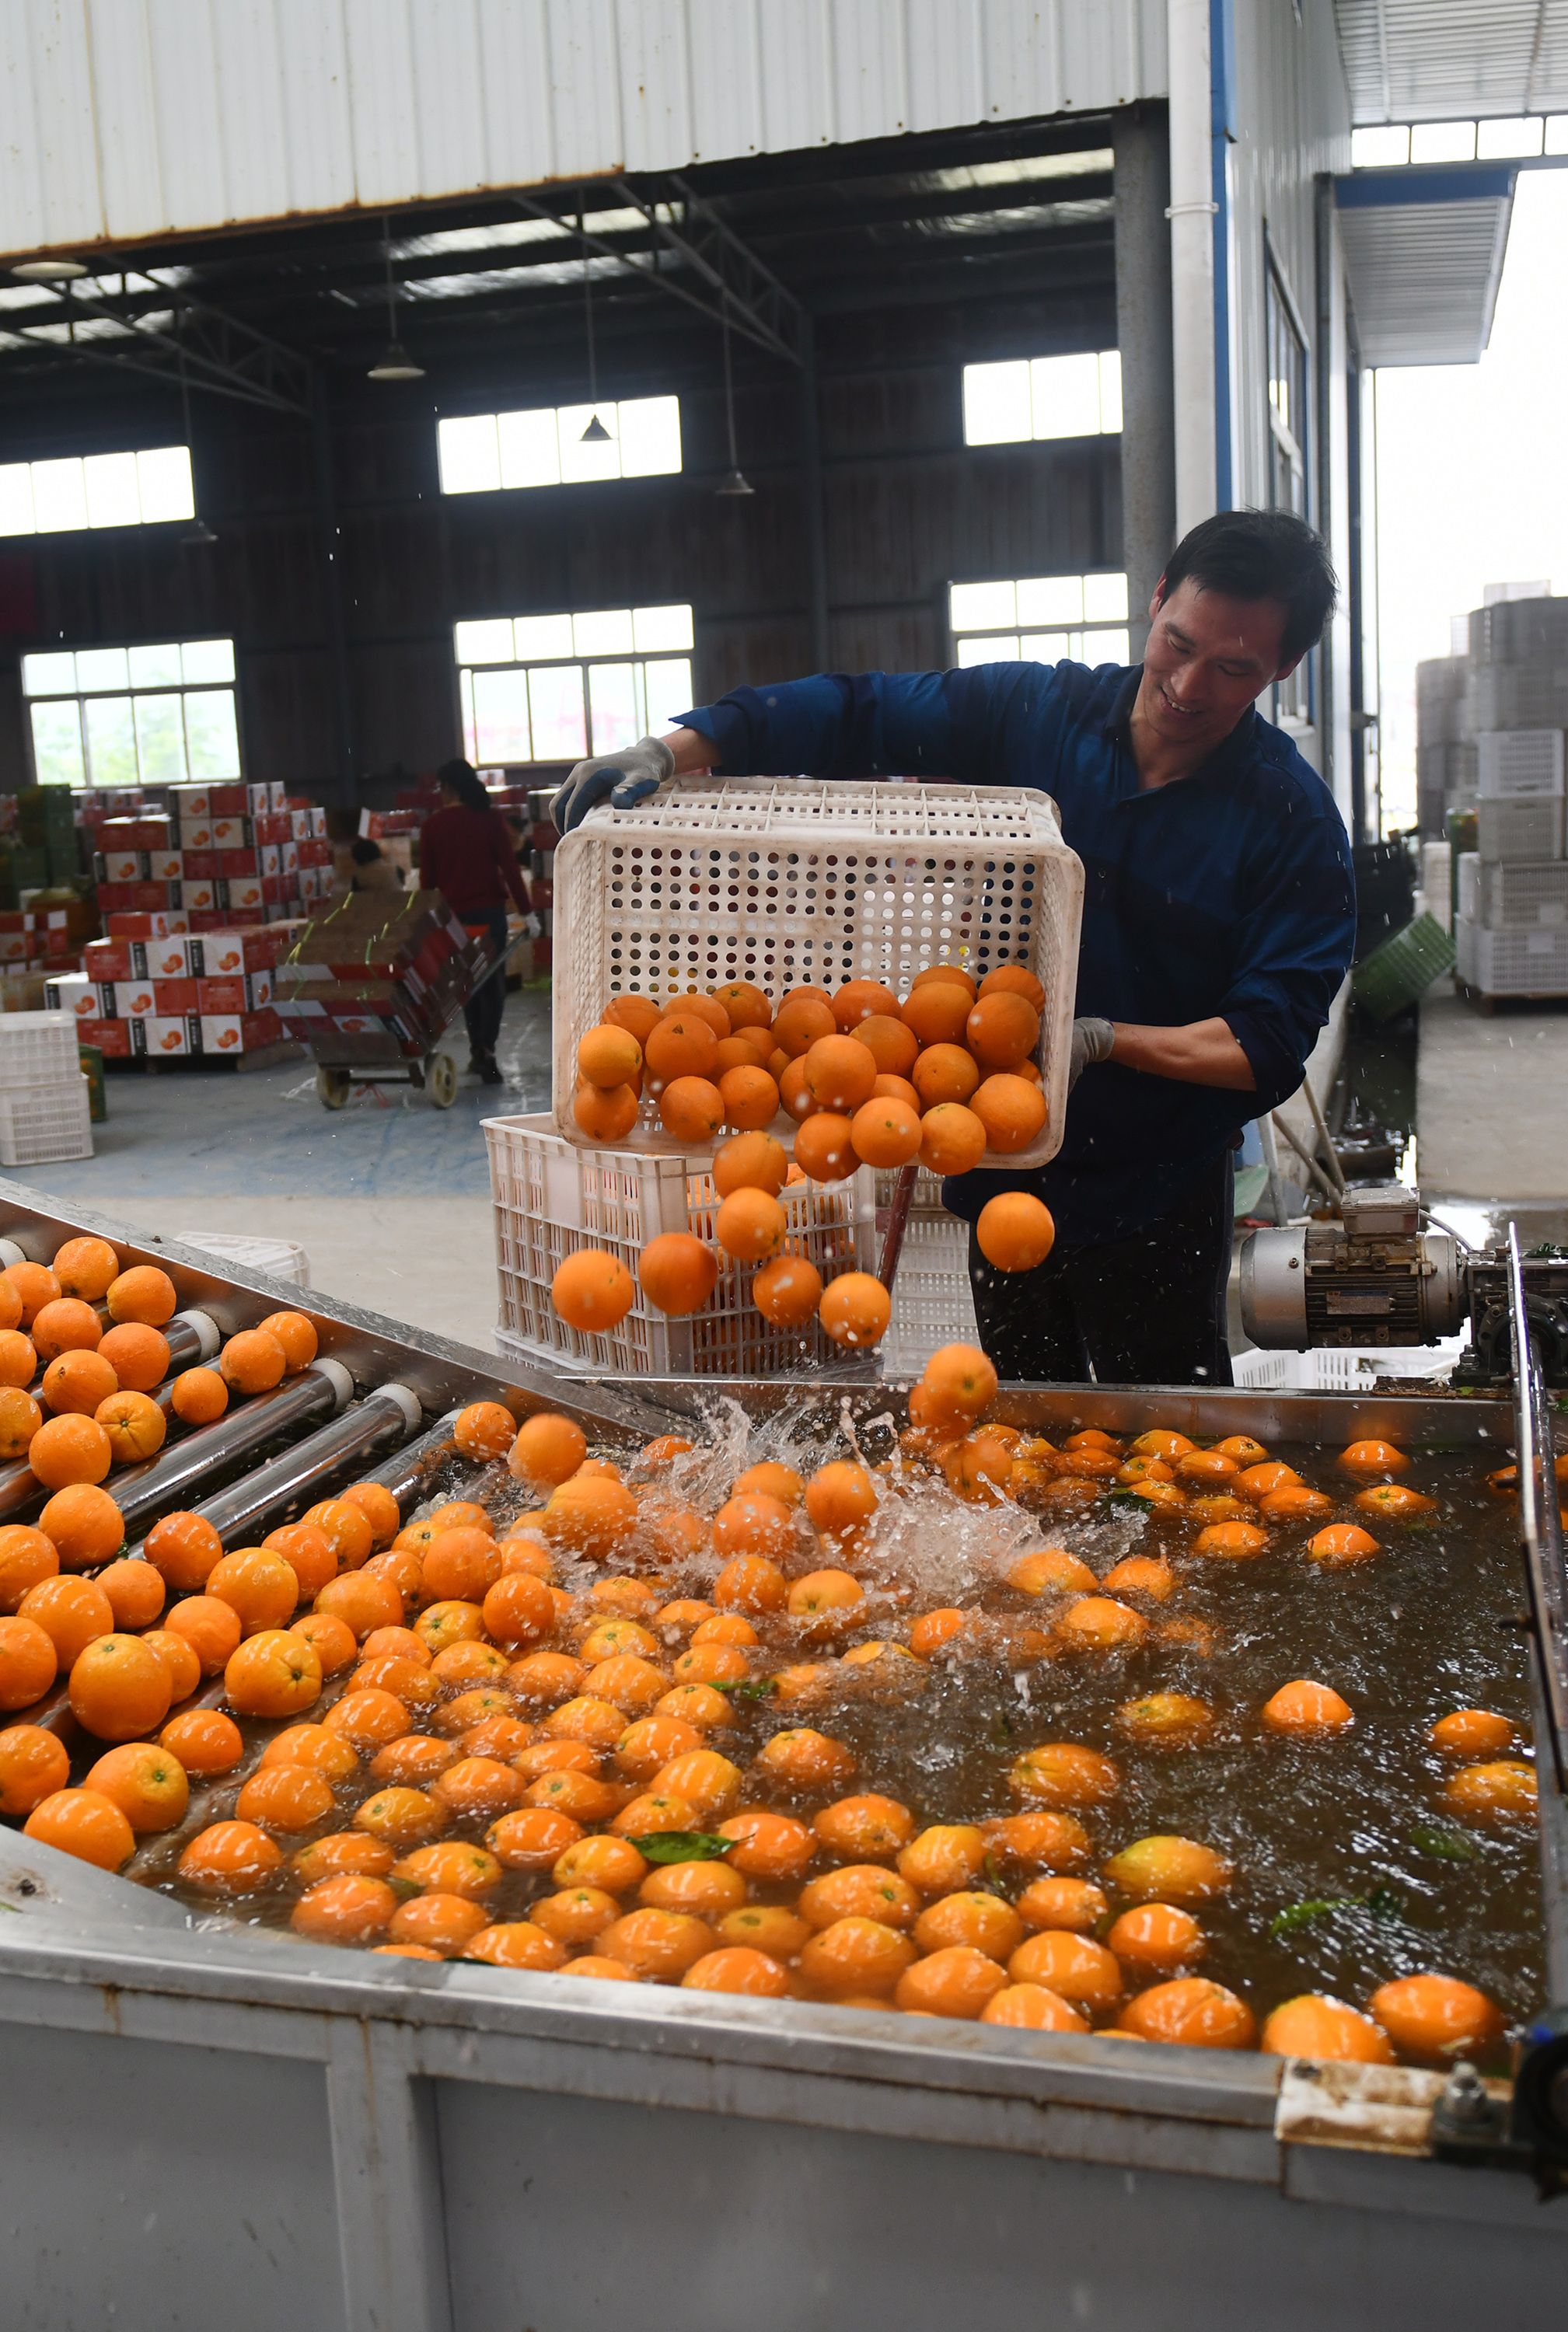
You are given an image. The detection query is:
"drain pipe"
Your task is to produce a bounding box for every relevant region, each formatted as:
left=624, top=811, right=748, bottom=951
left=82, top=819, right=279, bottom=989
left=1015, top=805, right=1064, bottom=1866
left=1166, top=0, right=1218, bottom=535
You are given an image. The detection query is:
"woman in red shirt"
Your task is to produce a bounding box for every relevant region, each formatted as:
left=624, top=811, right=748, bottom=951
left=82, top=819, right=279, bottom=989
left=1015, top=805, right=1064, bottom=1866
left=420, top=759, right=532, bottom=1082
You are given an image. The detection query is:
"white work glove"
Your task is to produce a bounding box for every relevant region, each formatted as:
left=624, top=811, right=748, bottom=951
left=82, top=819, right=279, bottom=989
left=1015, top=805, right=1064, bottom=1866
left=554, top=735, right=676, bottom=832
left=526, top=912, right=546, bottom=939
left=1068, top=1017, right=1116, bottom=1091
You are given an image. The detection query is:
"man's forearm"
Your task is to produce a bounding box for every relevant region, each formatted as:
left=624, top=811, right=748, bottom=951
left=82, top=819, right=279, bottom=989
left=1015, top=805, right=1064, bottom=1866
left=662, top=725, right=717, bottom=773
left=1109, top=1016, right=1257, bottom=1090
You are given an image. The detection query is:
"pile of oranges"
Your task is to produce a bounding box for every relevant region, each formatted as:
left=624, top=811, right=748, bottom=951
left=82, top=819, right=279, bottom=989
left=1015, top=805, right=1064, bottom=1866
left=5, top=1372, right=1520, bottom=2068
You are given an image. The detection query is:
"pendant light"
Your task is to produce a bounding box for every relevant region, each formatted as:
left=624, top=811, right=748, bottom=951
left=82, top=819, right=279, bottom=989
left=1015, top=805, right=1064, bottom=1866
left=714, top=305, right=753, bottom=496
left=368, top=215, right=424, bottom=382
left=578, top=207, right=612, bottom=442
left=12, top=257, right=88, bottom=281
left=176, top=309, right=218, bottom=547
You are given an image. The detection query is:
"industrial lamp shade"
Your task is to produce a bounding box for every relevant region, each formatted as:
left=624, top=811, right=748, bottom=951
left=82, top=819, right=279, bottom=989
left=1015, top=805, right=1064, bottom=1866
left=580, top=410, right=613, bottom=442
left=368, top=339, right=424, bottom=382
left=13, top=257, right=87, bottom=281
left=715, top=467, right=755, bottom=497
left=181, top=517, right=218, bottom=547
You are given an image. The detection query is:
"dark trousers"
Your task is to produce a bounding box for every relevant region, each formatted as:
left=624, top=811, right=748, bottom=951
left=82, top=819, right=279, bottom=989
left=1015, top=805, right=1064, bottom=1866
left=968, top=1156, right=1235, bottom=1387
left=462, top=906, right=509, bottom=1061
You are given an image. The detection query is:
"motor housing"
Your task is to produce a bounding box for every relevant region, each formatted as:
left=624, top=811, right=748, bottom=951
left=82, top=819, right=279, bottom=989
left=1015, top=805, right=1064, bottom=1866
left=1239, top=1184, right=1465, bottom=1352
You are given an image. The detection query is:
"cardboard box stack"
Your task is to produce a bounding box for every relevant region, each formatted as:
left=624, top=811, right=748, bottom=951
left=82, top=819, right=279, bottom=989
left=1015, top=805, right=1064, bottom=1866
left=272, top=889, right=488, bottom=1065
left=89, top=778, right=334, bottom=926
left=49, top=919, right=291, bottom=1060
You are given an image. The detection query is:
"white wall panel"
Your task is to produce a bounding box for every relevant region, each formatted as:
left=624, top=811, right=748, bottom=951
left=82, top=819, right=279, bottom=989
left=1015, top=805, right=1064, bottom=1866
left=0, top=0, right=1168, bottom=257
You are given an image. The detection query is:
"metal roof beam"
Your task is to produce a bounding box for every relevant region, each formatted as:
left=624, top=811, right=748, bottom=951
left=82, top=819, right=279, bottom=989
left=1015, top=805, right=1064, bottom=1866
left=1, top=281, right=315, bottom=415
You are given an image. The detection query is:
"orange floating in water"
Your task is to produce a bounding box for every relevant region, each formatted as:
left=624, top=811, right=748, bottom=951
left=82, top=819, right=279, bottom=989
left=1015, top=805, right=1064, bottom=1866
left=1260, top=1679, right=1354, bottom=1737
left=1260, top=1994, right=1395, bottom=2063
left=1337, top=1439, right=1409, bottom=1475
left=1116, top=1977, right=1255, bottom=2049
left=1352, top=1482, right=1437, bottom=1520
left=1304, top=1523, right=1380, bottom=1566
left=1368, top=1972, right=1504, bottom=2061
left=1193, top=1521, right=1267, bottom=1559
left=1102, top=1835, right=1231, bottom=1903
left=1428, top=1709, right=1515, bottom=1758
left=1116, top=1692, right=1215, bottom=1744
left=1444, top=1761, right=1538, bottom=1822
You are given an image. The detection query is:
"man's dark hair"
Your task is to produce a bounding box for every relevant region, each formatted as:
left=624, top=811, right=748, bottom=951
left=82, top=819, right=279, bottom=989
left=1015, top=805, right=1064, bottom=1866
left=1158, top=508, right=1338, bottom=666
left=437, top=757, right=491, bottom=813
left=350, top=836, right=383, bottom=866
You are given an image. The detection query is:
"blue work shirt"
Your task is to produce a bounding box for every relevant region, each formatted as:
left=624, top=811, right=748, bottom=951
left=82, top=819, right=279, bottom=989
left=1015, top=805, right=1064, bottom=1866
left=680, top=660, right=1356, bottom=1247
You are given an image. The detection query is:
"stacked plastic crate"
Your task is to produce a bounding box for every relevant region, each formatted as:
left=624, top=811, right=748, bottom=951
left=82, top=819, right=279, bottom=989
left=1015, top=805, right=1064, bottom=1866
left=875, top=1165, right=979, bottom=1377
left=1455, top=728, right=1568, bottom=1001
left=1415, top=651, right=1475, bottom=840
left=0, top=1009, right=93, bottom=1168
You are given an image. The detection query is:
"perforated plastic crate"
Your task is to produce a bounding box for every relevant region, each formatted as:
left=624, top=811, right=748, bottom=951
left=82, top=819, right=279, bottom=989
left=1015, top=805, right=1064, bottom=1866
left=1477, top=796, right=1565, bottom=861
left=1231, top=1348, right=1408, bottom=1391
left=881, top=1210, right=980, bottom=1378
left=1455, top=917, right=1568, bottom=996
left=552, top=777, right=1084, bottom=1170
left=1477, top=730, right=1565, bottom=799
left=1468, top=860, right=1568, bottom=929
left=484, top=1112, right=875, bottom=1377
left=0, top=1009, right=82, bottom=1083
left=0, top=1076, right=93, bottom=1168
left=179, top=1234, right=311, bottom=1286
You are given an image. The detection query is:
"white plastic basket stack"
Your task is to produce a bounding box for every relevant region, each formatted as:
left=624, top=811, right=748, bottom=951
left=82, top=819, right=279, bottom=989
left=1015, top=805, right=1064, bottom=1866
left=552, top=777, right=1084, bottom=1169
left=485, top=1113, right=875, bottom=1377
left=874, top=1165, right=977, bottom=1377
left=178, top=1233, right=311, bottom=1287
left=0, top=1011, right=93, bottom=1170
left=1457, top=731, right=1568, bottom=1000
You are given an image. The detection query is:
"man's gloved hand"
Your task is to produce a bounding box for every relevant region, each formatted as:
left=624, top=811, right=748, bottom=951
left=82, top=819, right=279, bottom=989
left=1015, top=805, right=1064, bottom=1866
left=526, top=911, right=546, bottom=940
left=1068, top=1017, right=1116, bottom=1091
left=553, top=735, right=676, bottom=833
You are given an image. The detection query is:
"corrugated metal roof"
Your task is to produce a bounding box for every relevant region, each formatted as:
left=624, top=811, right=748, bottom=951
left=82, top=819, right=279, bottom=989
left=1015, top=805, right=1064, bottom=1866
left=1332, top=0, right=1568, bottom=125
left=1337, top=169, right=1514, bottom=362
left=0, top=0, right=1167, bottom=258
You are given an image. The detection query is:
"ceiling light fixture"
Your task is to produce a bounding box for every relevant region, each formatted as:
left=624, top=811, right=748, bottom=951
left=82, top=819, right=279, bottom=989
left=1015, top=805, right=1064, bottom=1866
left=368, top=214, right=424, bottom=381
left=578, top=201, right=613, bottom=442
left=176, top=308, right=218, bottom=547
left=12, top=257, right=88, bottom=281
left=714, top=305, right=753, bottom=497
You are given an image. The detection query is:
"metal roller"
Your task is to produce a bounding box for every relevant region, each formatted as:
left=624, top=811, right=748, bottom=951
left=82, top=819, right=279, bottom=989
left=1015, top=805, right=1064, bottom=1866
left=183, top=1380, right=424, bottom=1549
left=347, top=1409, right=464, bottom=1518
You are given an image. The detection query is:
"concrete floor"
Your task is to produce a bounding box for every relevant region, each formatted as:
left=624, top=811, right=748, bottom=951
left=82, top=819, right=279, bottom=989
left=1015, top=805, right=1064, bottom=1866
left=1416, top=986, right=1568, bottom=1234
left=3, top=990, right=553, bottom=1353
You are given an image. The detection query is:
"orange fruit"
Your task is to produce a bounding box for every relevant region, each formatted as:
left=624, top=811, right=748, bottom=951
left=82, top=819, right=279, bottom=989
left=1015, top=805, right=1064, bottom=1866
left=147, top=1623, right=208, bottom=1688
left=778, top=1057, right=819, bottom=1122
left=982, top=1981, right=1088, bottom=2030
left=1430, top=1709, right=1515, bottom=1757
left=27, top=1412, right=112, bottom=1489
left=0, top=1276, right=18, bottom=1333
left=219, top=1328, right=287, bottom=1395
left=551, top=1249, right=637, bottom=1335
left=18, top=1572, right=113, bottom=1663
left=919, top=1102, right=987, bottom=1174
left=1193, top=1520, right=1268, bottom=1559
left=1013, top=1876, right=1106, bottom=1928
left=772, top=995, right=836, bottom=1058
left=900, top=982, right=972, bottom=1046
left=1338, top=1438, right=1409, bottom=1475
left=94, top=1322, right=168, bottom=1392
left=787, top=1569, right=864, bottom=1618
left=639, top=1857, right=747, bottom=1921
left=31, top=1297, right=103, bottom=1363
left=756, top=1726, right=857, bottom=1793
left=718, top=1064, right=780, bottom=1130
left=896, top=1944, right=1010, bottom=2019
left=1261, top=1995, right=1395, bottom=2062
left=292, top=1831, right=396, bottom=1883
left=326, top=1685, right=414, bottom=1751
left=354, top=1786, right=446, bottom=1851
left=1261, top=1678, right=1353, bottom=1736
left=803, top=1461, right=876, bottom=1537
left=851, top=1014, right=920, bottom=1079
left=508, top=1651, right=587, bottom=1712
left=509, top=1410, right=588, bottom=1485
left=602, top=993, right=662, bottom=1044
left=799, top=1915, right=917, bottom=1996
left=599, top=1906, right=716, bottom=1979
left=920, top=1342, right=997, bottom=1423
left=1118, top=1977, right=1255, bottom=2047
left=976, top=1190, right=1054, bottom=1270
left=208, top=1546, right=302, bottom=1636
left=339, top=1480, right=401, bottom=1548
left=180, top=1818, right=288, bottom=1892
left=1368, top=1973, right=1503, bottom=2061
left=449, top=1402, right=514, bottom=1461
left=421, top=1527, right=501, bottom=1604
left=1257, top=1485, right=1333, bottom=1522
left=253, top=1310, right=316, bottom=1372
left=871, top=1074, right=922, bottom=1117
left=977, top=964, right=1046, bottom=1010
left=433, top=1755, right=526, bottom=1821
left=543, top=1474, right=638, bottom=1555
left=1100, top=1557, right=1177, bottom=1603
left=1106, top=1902, right=1205, bottom=1973
left=0, top=1524, right=58, bottom=1614
left=658, top=1074, right=725, bottom=1142
left=0, top=1722, right=70, bottom=1816
left=896, top=1824, right=987, bottom=1895
left=96, top=1557, right=165, bottom=1630
left=1116, top=1691, right=1214, bottom=1741
left=578, top=1023, right=644, bottom=1087
left=68, top=1632, right=172, bottom=1741
left=86, top=1740, right=190, bottom=1831
left=910, top=1042, right=980, bottom=1109
left=480, top=1571, right=554, bottom=1650
left=574, top=1083, right=641, bottom=1141
left=263, top=1522, right=338, bottom=1601
left=793, top=1112, right=857, bottom=1181
left=812, top=1794, right=917, bottom=1862
left=37, top=1480, right=120, bottom=1569
left=225, top=1627, right=323, bottom=1718
left=24, top=1786, right=135, bottom=1870
left=292, top=1874, right=398, bottom=1943
left=155, top=1708, right=242, bottom=1774
left=0, top=1344, right=39, bottom=1402
left=711, top=1551, right=786, bottom=1614
left=819, top=1272, right=891, bottom=1349
left=1006, top=1929, right=1124, bottom=2013
left=714, top=1188, right=787, bottom=1264
left=682, top=1946, right=790, bottom=1996
left=753, top=1254, right=822, bottom=1328
left=966, top=990, right=1039, bottom=1070
left=1008, top=1743, right=1119, bottom=1808
left=170, top=1365, right=227, bottom=1425
left=913, top=1888, right=1025, bottom=1960
left=96, top=1390, right=166, bottom=1463
left=1102, top=1835, right=1231, bottom=1902
left=803, top=1034, right=878, bottom=1113
left=1056, top=1595, right=1147, bottom=1652
left=3, top=1260, right=59, bottom=1325
left=0, top=1614, right=58, bottom=1708
left=261, top=1720, right=358, bottom=1779
left=970, top=1073, right=1047, bottom=1154
left=52, top=1235, right=120, bottom=1301
left=831, top=979, right=899, bottom=1030
left=848, top=1096, right=922, bottom=1168
left=664, top=992, right=731, bottom=1036
left=162, top=1594, right=243, bottom=1675
left=1444, top=1761, right=1538, bottom=1822
left=908, top=1608, right=973, bottom=1656
left=711, top=979, right=773, bottom=1032
left=714, top=1489, right=794, bottom=1561
left=1304, top=1524, right=1380, bottom=1566
left=713, top=1131, right=788, bottom=1199
left=106, top=1265, right=176, bottom=1325
left=644, top=1014, right=719, bottom=1085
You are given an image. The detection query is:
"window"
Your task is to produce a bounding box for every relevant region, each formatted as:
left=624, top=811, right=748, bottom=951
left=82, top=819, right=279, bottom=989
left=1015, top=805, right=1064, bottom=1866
left=948, top=574, right=1130, bottom=670
left=962, top=352, right=1122, bottom=445
left=437, top=397, right=681, bottom=494
left=454, top=606, right=694, bottom=766
left=1351, top=117, right=1557, bottom=167
left=21, top=639, right=240, bottom=787
left=1266, top=264, right=1311, bottom=725
left=0, top=445, right=194, bottom=536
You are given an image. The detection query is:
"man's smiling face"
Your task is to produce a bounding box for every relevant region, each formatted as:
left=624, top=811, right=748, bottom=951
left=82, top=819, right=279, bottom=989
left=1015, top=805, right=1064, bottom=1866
left=1136, top=574, right=1301, bottom=761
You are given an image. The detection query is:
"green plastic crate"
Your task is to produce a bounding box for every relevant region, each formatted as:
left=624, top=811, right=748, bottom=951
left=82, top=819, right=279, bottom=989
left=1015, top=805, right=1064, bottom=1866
left=1352, top=910, right=1457, bottom=1022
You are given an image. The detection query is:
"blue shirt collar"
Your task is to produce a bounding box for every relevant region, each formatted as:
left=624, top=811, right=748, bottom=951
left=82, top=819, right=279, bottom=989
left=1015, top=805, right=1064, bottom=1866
left=1102, top=664, right=1264, bottom=792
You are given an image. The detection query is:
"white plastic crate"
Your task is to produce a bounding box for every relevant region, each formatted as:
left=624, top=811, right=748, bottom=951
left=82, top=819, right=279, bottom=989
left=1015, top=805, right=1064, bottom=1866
left=1477, top=729, right=1565, bottom=799
left=179, top=1233, right=311, bottom=1286
left=881, top=1210, right=979, bottom=1377
left=1477, top=797, right=1565, bottom=861
left=1469, top=860, right=1568, bottom=930
left=552, top=777, right=1084, bottom=1170
left=1231, top=1348, right=1399, bottom=1391
left=484, top=1112, right=876, bottom=1377
left=0, top=1009, right=82, bottom=1083
left=0, top=1076, right=93, bottom=1168
left=1455, top=916, right=1568, bottom=996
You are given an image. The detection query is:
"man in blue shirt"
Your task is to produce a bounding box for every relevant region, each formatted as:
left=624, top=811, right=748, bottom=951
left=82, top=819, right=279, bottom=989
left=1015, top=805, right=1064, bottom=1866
left=557, top=510, right=1356, bottom=1386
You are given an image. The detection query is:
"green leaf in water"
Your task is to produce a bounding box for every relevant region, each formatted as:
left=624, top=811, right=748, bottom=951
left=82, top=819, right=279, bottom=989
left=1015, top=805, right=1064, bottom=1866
left=1269, top=1897, right=1361, bottom=1937
left=1410, top=1825, right=1481, bottom=1863
left=706, top=1677, right=775, bottom=1700
left=1366, top=1884, right=1403, bottom=1918
left=632, top=1831, right=731, bottom=1864
left=989, top=1713, right=1015, bottom=1747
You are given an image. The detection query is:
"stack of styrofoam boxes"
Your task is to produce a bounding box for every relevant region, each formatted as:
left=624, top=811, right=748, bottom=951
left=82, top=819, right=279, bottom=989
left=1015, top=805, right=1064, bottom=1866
left=51, top=920, right=287, bottom=1060
left=1415, top=652, right=1476, bottom=840
left=1455, top=728, right=1568, bottom=999
left=91, top=781, right=334, bottom=932
left=874, top=1164, right=980, bottom=1379
left=0, top=1009, right=93, bottom=1168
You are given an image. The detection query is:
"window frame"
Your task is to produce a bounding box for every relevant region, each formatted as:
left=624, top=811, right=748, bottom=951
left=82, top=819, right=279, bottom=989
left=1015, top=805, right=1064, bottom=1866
left=452, top=606, right=696, bottom=769
left=1264, top=243, right=1313, bottom=731
left=436, top=396, right=683, bottom=496
left=945, top=571, right=1131, bottom=672
left=19, top=638, right=244, bottom=790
